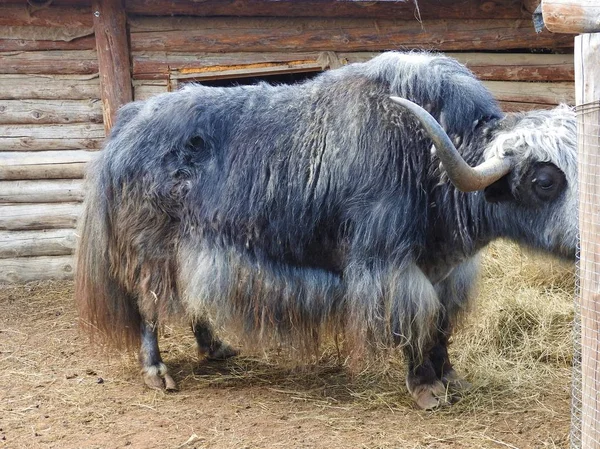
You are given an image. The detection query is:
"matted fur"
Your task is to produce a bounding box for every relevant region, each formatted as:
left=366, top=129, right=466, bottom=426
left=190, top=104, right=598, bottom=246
left=75, top=51, right=577, bottom=360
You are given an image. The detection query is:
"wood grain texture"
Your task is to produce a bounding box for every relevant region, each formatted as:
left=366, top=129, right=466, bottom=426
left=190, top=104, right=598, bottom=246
left=0, top=255, right=75, bottom=282
left=0, top=179, right=85, bottom=203
left=0, top=150, right=96, bottom=180
left=0, top=229, right=76, bottom=259
left=542, top=0, right=600, bottom=33
left=0, top=123, right=105, bottom=151
left=0, top=49, right=98, bottom=75
left=92, top=0, right=133, bottom=131
left=0, top=202, right=82, bottom=230
left=129, top=16, right=574, bottom=53
left=0, top=99, right=102, bottom=124
left=0, top=74, right=100, bottom=100
left=125, top=0, right=530, bottom=19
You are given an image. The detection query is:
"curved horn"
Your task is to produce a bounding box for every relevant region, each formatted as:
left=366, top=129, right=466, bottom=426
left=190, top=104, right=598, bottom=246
left=389, top=96, right=513, bottom=192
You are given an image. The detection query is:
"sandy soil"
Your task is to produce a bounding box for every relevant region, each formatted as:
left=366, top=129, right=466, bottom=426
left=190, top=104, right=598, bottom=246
left=0, top=280, right=571, bottom=449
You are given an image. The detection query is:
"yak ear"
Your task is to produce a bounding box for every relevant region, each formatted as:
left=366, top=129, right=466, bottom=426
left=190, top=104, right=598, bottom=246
left=483, top=174, right=513, bottom=203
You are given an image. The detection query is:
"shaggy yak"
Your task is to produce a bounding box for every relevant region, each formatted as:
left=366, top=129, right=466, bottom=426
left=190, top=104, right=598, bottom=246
left=76, top=51, right=577, bottom=409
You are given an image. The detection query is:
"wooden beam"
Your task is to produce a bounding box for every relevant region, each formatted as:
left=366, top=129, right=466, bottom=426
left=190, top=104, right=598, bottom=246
left=0, top=50, right=98, bottom=75
left=93, top=0, right=133, bottom=132
left=0, top=123, right=105, bottom=151
left=0, top=203, right=82, bottom=231
left=0, top=99, right=102, bottom=125
left=0, top=74, right=99, bottom=100
left=124, top=0, right=530, bottom=20
left=0, top=5, right=92, bottom=28
left=0, top=229, right=76, bottom=259
left=542, top=0, right=600, bottom=33
left=0, top=150, right=96, bottom=180
left=0, top=36, right=95, bottom=51
left=129, top=17, right=574, bottom=53
left=575, top=32, right=600, bottom=447
left=0, top=180, right=85, bottom=203
left=483, top=80, right=575, bottom=105
left=0, top=255, right=75, bottom=282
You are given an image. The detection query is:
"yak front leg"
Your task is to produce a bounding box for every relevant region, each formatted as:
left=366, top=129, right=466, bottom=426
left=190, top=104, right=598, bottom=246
left=193, top=318, right=239, bottom=360
left=139, top=320, right=177, bottom=391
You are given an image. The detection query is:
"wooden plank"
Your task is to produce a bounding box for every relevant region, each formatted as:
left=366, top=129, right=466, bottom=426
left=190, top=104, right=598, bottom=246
left=0, top=150, right=95, bottom=180
left=483, top=80, right=575, bottom=105
left=575, top=32, right=600, bottom=448
left=0, top=50, right=98, bottom=75
left=0, top=5, right=92, bottom=28
left=498, top=100, right=556, bottom=112
left=129, top=17, right=574, bottom=53
left=0, top=229, right=76, bottom=258
left=542, top=0, right=600, bottom=33
left=125, top=0, right=530, bottom=20
left=0, top=36, right=95, bottom=51
left=0, top=202, right=82, bottom=230
left=0, top=25, right=93, bottom=42
left=0, top=255, right=75, bottom=282
left=133, top=51, right=575, bottom=82
left=133, top=79, right=169, bottom=100
left=0, top=99, right=102, bottom=124
left=0, top=74, right=100, bottom=100
left=0, top=179, right=85, bottom=203
left=93, top=0, right=133, bottom=132
left=0, top=123, right=105, bottom=151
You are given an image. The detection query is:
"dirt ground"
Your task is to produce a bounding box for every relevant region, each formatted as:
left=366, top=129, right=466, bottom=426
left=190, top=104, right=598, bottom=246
left=1, top=270, right=572, bottom=449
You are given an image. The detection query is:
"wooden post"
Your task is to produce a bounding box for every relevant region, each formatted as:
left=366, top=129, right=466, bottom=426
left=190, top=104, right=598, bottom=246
left=541, top=0, right=600, bottom=33
left=575, top=32, right=600, bottom=448
left=92, top=0, right=132, bottom=133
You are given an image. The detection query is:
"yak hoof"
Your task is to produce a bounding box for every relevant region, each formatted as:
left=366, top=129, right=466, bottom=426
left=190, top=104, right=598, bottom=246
left=442, top=370, right=472, bottom=393
left=142, top=363, right=178, bottom=391
left=411, top=381, right=450, bottom=410
left=202, top=343, right=239, bottom=361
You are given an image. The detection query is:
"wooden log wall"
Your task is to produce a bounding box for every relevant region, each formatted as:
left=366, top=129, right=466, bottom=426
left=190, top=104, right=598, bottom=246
left=0, top=0, right=578, bottom=283
left=0, top=3, right=101, bottom=283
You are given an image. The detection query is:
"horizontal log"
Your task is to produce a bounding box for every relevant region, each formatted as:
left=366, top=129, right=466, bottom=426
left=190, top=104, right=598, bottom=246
left=0, top=123, right=105, bottom=151
left=0, top=229, right=76, bottom=259
left=0, top=26, right=92, bottom=46
left=483, top=80, right=574, bottom=105
left=0, top=99, right=102, bottom=124
left=0, top=202, right=82, bottom=231
left=541, top=0, right=600, bottom=33
left=0, top=179, right=85, bottom=203
left=125, top=0, right=530, bottom=20
left=0, top=74, right=100, bottom=100
left=133, top=79, right=169, bottom=100
left=498, top=100, right=556, bottom=111
left=0, top=36, right=95, bottom=51
left=129, top=17, right=574, bottom=53
left=0, top=5, right=92, bottom=28
left=0, top=50, right=98, bottom=75
left=0, top=255, right=74, bottom=282
left=0, top=150, right=95, bottom=180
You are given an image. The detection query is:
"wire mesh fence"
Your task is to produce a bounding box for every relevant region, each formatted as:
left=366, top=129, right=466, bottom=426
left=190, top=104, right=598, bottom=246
left=571, top=94, right=600, bottom=448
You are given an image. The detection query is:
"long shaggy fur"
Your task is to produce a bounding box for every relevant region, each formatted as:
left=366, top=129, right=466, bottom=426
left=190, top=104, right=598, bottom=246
left=75, top=51, right=577, bottom=359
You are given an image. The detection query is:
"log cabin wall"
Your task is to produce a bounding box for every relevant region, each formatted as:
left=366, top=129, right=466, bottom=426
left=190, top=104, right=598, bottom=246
left=0, top=0, right=576, bottom=282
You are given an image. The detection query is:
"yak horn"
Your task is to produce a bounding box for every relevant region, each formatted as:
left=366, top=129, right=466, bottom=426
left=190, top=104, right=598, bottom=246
left=389, top=96, right=513, bottom=192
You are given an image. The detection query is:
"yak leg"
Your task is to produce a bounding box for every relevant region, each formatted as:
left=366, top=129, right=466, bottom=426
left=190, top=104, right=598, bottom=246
left=430, top=257, right=480, bottom=393
left=193, top=318, right=239, bottom=360
left=139, top=320, right=177, bottom=391
left=394, top=264, right=449, bottom=410
left=405, top=347, right=450, bottom=410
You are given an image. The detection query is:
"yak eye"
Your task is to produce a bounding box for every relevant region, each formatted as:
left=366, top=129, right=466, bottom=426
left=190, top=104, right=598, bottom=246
left=533, top=173, right=554, bottom=190
left=529, top=163, right=566, bottom=201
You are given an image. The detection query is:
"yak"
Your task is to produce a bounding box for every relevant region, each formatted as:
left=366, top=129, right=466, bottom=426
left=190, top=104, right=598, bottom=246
left=75, top=51, right=577, bottom=409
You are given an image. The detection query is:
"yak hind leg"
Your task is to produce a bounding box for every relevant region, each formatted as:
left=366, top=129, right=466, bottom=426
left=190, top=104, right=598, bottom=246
left=429, top=335, right=472, bottom=395
left=192, top=318, right=239, bottom=361
left=139, top=320, right=178, bottom=391
left=405, top=347, right=451, bottom=410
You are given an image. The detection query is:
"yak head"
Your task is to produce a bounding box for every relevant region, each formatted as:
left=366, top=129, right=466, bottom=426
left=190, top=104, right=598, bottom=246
left=391, top=98, right=578, bottom=260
